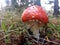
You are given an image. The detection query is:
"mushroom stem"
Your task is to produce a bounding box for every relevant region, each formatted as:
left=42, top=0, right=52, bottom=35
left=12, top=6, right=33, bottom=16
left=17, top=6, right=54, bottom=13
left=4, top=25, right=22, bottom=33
left=30, top=22, right=40, bottom=40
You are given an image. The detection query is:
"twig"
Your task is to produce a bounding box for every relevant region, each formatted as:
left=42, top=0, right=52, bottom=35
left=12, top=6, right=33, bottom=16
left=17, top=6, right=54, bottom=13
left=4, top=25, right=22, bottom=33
left=25, top=33, right=60, bottom=45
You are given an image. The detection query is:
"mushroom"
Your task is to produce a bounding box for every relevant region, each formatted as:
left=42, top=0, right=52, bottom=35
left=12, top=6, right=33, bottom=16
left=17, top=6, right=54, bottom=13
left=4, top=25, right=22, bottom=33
left=21, top=5, right=48, bottom=40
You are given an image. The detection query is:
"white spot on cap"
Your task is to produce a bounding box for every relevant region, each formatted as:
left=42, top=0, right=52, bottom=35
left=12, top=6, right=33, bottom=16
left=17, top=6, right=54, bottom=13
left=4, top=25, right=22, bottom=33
left=33, top=19, right=35, bottom=21
left=32, top=16, right=35, bottom=18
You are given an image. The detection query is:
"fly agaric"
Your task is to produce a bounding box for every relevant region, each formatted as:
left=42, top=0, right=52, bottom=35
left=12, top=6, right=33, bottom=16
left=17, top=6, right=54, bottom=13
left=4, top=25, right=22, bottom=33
left=21, top=5, right=48, bottom=40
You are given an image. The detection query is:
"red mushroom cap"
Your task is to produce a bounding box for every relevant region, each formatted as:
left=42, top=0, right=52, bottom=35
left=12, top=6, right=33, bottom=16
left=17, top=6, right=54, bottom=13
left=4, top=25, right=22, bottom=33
left=21, top=5, right=48, bottom=23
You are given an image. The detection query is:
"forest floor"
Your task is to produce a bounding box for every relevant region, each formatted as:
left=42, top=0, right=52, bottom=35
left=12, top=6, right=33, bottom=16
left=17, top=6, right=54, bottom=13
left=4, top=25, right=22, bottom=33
left=0, top=11, right=60, bottom=45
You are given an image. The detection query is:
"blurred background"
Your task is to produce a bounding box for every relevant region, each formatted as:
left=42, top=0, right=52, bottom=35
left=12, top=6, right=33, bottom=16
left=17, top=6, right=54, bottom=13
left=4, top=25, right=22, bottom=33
left=0, top=0, right=60, bottom=16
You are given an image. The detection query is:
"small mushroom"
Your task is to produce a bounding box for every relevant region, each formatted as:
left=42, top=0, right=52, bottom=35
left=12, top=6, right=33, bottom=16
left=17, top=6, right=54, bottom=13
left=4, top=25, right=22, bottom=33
left=21, top=5, right=48, bottom=40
